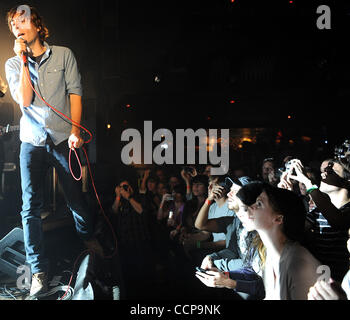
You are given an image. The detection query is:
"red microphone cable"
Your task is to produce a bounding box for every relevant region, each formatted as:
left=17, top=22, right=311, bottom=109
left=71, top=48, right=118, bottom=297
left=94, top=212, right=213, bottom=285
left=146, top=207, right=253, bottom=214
left=23, top=60, right=118, bottom=299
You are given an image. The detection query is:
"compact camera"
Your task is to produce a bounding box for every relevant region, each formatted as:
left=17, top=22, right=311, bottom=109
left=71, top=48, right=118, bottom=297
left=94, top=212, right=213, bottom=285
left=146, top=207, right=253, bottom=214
left=277, top=160, right=296, bottom=176
left=334, top=140, right=350, bottom=160
left=182, top=166, right=195, bottom=175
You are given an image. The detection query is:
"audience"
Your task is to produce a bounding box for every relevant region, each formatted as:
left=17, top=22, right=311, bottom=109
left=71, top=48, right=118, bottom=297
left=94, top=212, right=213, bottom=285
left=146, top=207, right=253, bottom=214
left=95, top=138, right=350, bottom=300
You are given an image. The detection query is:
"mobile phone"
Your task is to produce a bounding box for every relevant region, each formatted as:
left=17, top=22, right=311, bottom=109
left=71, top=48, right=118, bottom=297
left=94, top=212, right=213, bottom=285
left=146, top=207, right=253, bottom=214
left=195, top=267, right=210, bottom=274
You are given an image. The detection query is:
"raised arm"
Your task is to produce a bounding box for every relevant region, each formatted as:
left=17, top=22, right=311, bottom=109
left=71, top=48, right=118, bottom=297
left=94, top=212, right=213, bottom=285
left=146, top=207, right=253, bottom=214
left=194, top=185, right=224, bottom=232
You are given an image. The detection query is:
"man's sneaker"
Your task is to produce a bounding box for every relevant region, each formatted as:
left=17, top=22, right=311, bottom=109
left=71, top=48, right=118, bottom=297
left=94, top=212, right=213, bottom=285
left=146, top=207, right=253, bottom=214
left=84, top=237, right=104, bottom=257
left=30, top=272, right=48, bottom=297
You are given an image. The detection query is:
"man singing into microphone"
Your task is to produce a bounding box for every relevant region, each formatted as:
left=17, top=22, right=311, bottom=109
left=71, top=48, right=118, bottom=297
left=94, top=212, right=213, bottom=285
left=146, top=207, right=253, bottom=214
left=5, top=5, right=103, bottom=298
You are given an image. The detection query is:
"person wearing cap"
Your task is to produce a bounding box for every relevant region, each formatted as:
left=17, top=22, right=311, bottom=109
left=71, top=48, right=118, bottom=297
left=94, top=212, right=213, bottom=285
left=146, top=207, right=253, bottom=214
left=188, top=175, right=235, bottom=263
left=195, top=178, right=266, bottom=300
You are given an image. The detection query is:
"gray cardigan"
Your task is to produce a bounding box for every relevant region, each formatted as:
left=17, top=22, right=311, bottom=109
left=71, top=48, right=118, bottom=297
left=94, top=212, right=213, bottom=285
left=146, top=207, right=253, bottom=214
left=263, top=241, right=321, bottom=300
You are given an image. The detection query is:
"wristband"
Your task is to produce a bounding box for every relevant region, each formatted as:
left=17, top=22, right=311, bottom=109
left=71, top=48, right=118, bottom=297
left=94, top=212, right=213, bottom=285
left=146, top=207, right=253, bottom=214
left=205, top=199, right=212, bottom=206
left=306, top=185, right=318, bottom=194
left=224, top=271, right=230, bottom=278
left=196, top=240, right=201, bottom=249
left=186, top=185, right=191, bottom=190
left=116, top=196, right=121, bottom=201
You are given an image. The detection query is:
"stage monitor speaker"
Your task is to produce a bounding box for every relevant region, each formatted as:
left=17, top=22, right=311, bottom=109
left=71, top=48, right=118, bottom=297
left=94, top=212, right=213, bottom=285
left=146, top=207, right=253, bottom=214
left=0, top=227, right=26, bottom=280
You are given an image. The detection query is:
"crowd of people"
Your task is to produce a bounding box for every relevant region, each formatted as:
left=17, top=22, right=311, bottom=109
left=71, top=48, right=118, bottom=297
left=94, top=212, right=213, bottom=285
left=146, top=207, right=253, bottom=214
left=3, top=4, right=349, bottom=301
left=98, top=154, right=350, bottom=300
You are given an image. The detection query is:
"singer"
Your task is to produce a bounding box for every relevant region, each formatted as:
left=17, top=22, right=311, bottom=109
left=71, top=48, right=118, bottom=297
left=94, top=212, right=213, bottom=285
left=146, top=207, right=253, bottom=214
left=5, top=5, right=103, bottom=298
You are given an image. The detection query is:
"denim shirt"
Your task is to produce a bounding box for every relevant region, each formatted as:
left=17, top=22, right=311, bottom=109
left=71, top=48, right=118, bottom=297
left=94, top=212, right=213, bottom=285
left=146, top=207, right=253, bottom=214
left=5, top=42, right=82, bottom=146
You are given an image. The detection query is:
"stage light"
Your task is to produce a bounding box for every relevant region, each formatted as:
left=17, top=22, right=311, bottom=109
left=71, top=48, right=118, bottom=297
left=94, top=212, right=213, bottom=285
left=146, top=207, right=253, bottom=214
left=287, top=115, right=292, bottom=119
left=107, top=124, right=111, bottom=129
left=126, top=104, right=131, bottom=108
left=154, top=76, right=161, bottom=83
left=230, top=100, right=235, bottom=104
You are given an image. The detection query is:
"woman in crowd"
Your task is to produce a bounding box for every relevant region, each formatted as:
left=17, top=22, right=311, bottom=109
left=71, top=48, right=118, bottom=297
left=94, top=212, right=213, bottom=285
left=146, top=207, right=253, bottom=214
left=214, top=181, right=321, bottom=300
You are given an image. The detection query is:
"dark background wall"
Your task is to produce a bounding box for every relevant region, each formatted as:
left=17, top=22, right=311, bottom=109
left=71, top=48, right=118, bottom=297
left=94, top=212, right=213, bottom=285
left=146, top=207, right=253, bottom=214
left=0, top=0, right=349, bottom=198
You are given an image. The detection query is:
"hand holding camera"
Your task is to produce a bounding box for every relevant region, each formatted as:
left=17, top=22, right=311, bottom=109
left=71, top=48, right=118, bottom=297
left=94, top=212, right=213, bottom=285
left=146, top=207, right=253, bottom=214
left=286, top=159, right=312, bottom=189
left=120, top=184, right=132, bottom=200
left=162, top=193, right=174, bottom=202
left=208, top=184, right=224, bottom=201
left=181, top=166, right=196, bottom=183
left=277, top=170, right=293, bottom=191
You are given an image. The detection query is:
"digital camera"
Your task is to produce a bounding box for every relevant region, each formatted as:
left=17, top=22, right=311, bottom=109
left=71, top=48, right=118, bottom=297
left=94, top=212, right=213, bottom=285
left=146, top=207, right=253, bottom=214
left=218, top=177, right=234, bottom=193
left=334, top=140, right=350, bottom=160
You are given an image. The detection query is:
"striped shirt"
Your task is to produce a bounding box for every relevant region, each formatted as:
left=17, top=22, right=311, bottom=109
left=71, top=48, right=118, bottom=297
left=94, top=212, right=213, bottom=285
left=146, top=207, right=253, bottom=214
left=305, top=203, right=350, bottom=281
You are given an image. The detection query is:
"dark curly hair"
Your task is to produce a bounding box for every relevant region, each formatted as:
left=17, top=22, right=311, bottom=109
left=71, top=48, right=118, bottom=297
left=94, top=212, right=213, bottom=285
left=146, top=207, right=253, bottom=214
left=7, top=5, right=49, bottom=43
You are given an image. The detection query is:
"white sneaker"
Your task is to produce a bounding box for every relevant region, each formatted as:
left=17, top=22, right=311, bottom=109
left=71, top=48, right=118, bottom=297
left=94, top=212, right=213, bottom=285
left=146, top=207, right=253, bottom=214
left=30, top=272, right=48, bottom=297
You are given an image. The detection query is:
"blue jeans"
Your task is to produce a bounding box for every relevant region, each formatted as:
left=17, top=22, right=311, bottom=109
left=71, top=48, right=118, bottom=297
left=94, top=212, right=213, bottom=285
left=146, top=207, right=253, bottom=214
left=20, top=137, right=94, bottom=274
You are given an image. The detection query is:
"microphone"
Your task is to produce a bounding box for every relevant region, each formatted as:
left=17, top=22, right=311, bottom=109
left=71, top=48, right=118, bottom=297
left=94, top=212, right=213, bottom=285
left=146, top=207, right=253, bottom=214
left=18, top=36, right=28, bottom=66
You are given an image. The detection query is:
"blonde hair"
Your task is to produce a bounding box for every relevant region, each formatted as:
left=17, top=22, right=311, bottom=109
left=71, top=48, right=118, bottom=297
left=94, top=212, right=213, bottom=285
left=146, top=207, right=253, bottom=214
left=252, top=233, right=266, bottom=268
